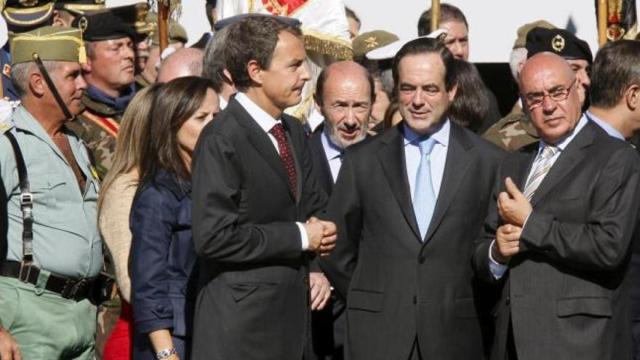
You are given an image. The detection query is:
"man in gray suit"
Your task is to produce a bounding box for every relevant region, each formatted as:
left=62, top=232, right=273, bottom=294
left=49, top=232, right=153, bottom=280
left=322, top=37, right=505, bottom=360
left=473, top=52, right=640, bottom=360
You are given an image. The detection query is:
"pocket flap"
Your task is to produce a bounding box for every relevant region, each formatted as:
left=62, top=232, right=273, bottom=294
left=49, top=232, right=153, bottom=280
left=228, top=283, right=259, bottom=302
left=348, top=289, right=383, bottom=312
left=557, top=297, right=611, bottom=318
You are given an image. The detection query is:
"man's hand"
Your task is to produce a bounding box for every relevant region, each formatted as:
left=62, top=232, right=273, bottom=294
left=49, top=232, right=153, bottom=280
left=305, top=217, right=337, bottom=256
left=493, top=224, right=522, bottom=263
left=497, top=177, right=532, bottom=227
left=309, top=272, right=332, bottom=311
left=0, top=326, right=21, bottom=360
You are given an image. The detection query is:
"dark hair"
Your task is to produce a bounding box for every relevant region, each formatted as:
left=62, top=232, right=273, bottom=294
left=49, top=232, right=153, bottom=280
left=315, top=63, right=375, bottom=106
left=139, top=76, right=216, bottom=186
left=345, top=6, right=360, bottom=26
left=448, top=59, right=490, bottom=132
left=392, top=37, right=456, bottom=93
left=203, top=26, right=232, bottom=92
left=417, top=3, right=468, bottom=36
left=224, top=15, right=303, bottom=91
left=590, top=40, right=640, bottom=108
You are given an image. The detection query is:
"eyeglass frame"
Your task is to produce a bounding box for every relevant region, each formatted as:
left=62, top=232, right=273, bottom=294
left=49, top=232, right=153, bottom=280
left=522, top=78, right=577, bottom=110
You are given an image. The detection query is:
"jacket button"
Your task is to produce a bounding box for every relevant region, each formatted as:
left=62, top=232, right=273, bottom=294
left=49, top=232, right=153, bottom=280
left=418, top=255, right=426, bottom=264
left=412, top=295, right=417, bottom=304
left=304, top=277, right=309, bottom=285
left=506, top=296, right=511, bottom=306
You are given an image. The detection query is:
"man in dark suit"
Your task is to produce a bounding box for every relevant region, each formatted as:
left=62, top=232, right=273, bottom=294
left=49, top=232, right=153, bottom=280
left=321, top=37, right=505, bottom=360
left=308, top=61, right=375, bottom=360
left=191, top=15, right=337, bottom=360
left=473, top=52, right=640, bottom=360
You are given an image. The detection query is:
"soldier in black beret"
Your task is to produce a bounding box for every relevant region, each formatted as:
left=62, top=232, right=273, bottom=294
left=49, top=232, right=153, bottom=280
left=526, top=27, right=593, bottom=90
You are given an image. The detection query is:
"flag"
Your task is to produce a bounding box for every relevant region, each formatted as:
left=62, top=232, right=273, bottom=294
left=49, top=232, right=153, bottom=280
left=595, top=0, right=638, bottom=41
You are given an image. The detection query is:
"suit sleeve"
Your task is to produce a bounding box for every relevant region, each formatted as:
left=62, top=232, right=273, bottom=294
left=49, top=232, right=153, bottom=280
left=296, top=125, right=328, bottom=218
left=320, top=152, right=362, bottom=300
left=130, top=185, right=176, bottom=334
left=520, top=147, right=640, bottom=271
left=191, top=130, right=303, bottom=263
left=472, top=167, right=504, bottom=284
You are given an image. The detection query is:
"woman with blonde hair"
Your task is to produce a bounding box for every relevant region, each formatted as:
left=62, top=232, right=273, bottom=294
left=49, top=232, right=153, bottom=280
left=99, top=84, right=161, bottom=360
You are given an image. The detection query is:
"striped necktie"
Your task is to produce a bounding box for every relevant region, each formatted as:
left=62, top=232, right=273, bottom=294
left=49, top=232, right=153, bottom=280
left=523, top=145, right=558, bottom=201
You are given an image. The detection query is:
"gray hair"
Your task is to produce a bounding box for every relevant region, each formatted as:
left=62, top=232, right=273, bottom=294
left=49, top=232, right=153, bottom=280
left=11, top=60, right=59, bottom=98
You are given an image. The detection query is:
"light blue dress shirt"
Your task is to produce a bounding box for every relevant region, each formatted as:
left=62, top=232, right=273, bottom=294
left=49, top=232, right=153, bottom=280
left=320, top=130, right=343, bottom=183
left=586, top=110, right=625, bottom=140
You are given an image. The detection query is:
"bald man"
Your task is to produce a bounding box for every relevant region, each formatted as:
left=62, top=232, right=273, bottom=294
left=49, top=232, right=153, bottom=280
left=157, top=48, right=204, bottom=83
left=309, top=61, right=374, bottom=359
left=473, top=52, right=640, bottom=360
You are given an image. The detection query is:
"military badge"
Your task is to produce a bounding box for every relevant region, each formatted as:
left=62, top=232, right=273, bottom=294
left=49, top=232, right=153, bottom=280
left=365, top=36, right=378, bottom=49
left=551, top=34, right=565, bottom=52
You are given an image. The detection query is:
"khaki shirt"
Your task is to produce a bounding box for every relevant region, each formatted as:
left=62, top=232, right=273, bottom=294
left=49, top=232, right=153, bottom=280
left=0, top=106, right=102, bottom=278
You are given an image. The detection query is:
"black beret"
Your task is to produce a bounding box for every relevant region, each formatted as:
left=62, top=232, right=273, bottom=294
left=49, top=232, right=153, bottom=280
left=526, top=27, right=593, bottom=63
left=72, top=11, right=138, bottom=42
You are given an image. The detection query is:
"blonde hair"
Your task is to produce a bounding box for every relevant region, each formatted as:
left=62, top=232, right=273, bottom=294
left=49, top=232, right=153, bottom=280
left=97, top=84, right=160, bottom=214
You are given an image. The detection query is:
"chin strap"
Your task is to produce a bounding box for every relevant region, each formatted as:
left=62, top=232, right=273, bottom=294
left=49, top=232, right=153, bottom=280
left=32, top=53, right=74, bottom=121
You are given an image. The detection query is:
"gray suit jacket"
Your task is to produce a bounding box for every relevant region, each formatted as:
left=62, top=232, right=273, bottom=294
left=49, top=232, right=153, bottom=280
left=323, top=122, right=505, bottom=359
left=473, top=121, right=640, bottom=360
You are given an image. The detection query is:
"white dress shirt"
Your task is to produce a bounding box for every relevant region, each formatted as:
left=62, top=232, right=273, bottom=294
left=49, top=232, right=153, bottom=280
left=320, top=130, right=343, bottom=183
left=586, top=110, right=625, bottom=140
left=235, top=92, right=310, bottom=250
left=403, top=119, right=450, bottom=200
left=489, top=115, right=589, bottom=279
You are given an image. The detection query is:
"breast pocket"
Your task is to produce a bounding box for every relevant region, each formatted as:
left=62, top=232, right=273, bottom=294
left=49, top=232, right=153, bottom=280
left=29, top=175, right=67, bottom=226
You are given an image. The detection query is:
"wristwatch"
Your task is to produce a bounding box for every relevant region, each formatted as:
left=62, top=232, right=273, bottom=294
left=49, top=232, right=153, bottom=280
left=156, top=347, right=177, bottom=360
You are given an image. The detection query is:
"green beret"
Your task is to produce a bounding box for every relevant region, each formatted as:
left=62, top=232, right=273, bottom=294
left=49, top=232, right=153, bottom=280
left=145, top=12, right=188, bottom=46
left=352, top=30, right=399, bottom=58
left=10, top=26, right=85, bottom=65
left=513, top=20, right=555, bottom=49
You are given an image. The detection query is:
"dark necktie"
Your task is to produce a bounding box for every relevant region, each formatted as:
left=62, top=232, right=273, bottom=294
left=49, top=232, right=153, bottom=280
left=269, top=123, right=297, bottom=195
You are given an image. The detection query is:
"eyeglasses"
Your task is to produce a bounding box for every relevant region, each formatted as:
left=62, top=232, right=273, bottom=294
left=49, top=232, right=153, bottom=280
left=523, top=79, right=576, bottom=110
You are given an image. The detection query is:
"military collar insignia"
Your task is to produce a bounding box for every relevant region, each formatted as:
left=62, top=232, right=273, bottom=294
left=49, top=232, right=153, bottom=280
left=551, top=34, right=565, bottom=52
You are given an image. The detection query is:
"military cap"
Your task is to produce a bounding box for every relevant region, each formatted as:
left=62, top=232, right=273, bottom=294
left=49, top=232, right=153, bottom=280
left=72, top=10, right=137, bottom=41
left=145, top=12, right=188, bottom=46
left=2, top=0, right=54, bottom=30
left=10, top=26, right=85, bottom=65
left=513, top=20, right=555, bottom=49
left=213, top=13, right=301, bottom=31
left=526, top=27, right=593, bottom=63
left=107, top=1, right=151, bottom=35
left=55, top=0, right=106, bottom=15
left=352, top=30, right=399, bottom=58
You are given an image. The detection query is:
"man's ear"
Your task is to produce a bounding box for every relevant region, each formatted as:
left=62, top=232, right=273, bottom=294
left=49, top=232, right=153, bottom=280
left=447, top=83, right=458, bottom=102
left=625, top=84, right=640, bottom=111
left=81, top=55, right=92, bottom=73
left=52, top=10, right=67, bottom=27
left=28, top=71, right=46, bottom=97
left=246, top=59, right=263, bottom=86
left=575, top=78, right=585, bottom=104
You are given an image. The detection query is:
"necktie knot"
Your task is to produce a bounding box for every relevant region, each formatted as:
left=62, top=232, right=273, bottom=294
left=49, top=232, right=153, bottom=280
left=418, top=138, right=437, bottom=156
left=540, top=145, right=558, bottom=160
left=270, top=123, right=286, bottom=139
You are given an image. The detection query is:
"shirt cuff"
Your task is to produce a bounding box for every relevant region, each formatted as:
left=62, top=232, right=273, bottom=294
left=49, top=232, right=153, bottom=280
left=296, top=222, right=309, bottom=250
left=489, top=240, right=508, bottom=280
left=522, top=211, right=532, bottom=230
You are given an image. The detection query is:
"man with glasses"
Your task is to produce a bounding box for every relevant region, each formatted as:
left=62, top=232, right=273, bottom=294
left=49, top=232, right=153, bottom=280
left=473, top=52, right=640, bottom=360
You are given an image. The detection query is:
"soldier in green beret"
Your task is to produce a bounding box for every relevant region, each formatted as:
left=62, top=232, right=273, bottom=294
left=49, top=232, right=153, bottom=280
left=0, top=26, right=102, bottom=359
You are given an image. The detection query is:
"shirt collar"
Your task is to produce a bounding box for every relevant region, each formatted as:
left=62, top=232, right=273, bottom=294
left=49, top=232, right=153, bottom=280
left=403, top=118, right=451, bottom=148
left=235, top=92, right=281, bottom=133
left=86, top=84, right=136, bottom=113
left=321, top=129, right=343, bottom=160
left=585, top=110, right=625, bottom=140
left=539, top=113, right=588, bottom=152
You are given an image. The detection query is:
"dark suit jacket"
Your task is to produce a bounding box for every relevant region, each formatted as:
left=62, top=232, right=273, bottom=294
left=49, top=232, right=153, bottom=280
left=322, top=122, right=505, bottom=359
left=191, top=98, right=327, bottom=360
left=473, top=121, right=640, bottom=360
left=130, top=170, right=197, bottom=359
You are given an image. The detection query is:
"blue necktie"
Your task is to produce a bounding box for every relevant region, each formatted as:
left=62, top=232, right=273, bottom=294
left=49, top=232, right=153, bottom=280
left=413, top=138, right=437, bottom=240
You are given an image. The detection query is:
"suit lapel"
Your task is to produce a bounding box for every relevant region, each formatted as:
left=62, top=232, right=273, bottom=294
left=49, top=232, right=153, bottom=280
left=423, top=123, right=472, bottom=244
left=230, top=99, right=294, bottom=200
left=377, top=127, right=422, bottom=240
left=529, top=122, right=595, bottom=207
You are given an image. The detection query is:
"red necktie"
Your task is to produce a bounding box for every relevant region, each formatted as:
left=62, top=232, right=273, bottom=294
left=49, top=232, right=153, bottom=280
left=269, top=123, right=297, bottom=195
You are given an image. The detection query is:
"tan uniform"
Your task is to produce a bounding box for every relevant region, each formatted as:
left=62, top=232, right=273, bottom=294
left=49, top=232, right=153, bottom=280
left=482, top=103, right=539, bottom=152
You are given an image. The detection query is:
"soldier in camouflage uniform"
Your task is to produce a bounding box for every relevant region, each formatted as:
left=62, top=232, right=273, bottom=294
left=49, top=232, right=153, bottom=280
left=483, top=21, right=592, bottom=151
left=66, top=11, right=138, bottom=180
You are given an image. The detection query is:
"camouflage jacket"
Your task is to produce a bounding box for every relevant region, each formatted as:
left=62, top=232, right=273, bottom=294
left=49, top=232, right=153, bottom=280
left=482, top=104, right=539, bottom=152
left=67, top=94, right=123, bottom=180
